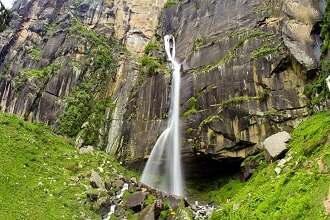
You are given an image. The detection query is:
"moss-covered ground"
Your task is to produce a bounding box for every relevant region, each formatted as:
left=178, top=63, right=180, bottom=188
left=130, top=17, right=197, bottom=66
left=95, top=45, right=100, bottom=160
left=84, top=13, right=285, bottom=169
left=189, top=112, right=330, bottom=219
left=0, top=113, right=137, bottom=219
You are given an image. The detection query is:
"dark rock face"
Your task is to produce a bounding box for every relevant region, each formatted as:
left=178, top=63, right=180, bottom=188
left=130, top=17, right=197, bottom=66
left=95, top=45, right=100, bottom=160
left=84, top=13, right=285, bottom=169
left=0, top=0, right=116, bottom=125
left=118, top=0, right=323, bottom=175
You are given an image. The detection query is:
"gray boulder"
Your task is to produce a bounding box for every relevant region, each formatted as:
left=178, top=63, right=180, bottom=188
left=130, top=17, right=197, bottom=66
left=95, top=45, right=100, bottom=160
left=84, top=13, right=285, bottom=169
left=79, top=145, right=94, bottom=154
left=127, top=192, right=147, bottom=212
left=263, top=131, right=291, bottom=160
left=90, top=171, right=105, bottom=189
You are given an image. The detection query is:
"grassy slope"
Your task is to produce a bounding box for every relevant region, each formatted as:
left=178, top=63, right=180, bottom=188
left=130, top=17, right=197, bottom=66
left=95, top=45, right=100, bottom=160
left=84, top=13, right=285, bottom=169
left=192, top=112, right=330, bottom=220
left=0, top=113, right=136, bottom=219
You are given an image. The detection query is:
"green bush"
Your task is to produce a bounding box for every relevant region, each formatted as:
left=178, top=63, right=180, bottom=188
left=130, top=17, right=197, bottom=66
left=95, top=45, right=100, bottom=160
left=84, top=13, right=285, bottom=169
left=139, top=55, right=162, bottom=75
left=164, top=0, right=178, bottom=8
left=0, top=1, right=11, bottom=32
left=144, top=40, right=160, bottom=55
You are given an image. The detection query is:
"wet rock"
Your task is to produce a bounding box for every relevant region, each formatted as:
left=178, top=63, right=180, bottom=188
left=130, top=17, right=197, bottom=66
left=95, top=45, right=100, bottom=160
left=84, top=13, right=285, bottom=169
left=192, top=201, right=215, bottom=220
left=168, top=195, right=180, bottom=210
left=139, top=204, right=155, bottom=220
left=263, top=131, right=291, bottom=160
left=90, top=171, right=105, bottom=189
left=127, top=192, right=147, bottom=212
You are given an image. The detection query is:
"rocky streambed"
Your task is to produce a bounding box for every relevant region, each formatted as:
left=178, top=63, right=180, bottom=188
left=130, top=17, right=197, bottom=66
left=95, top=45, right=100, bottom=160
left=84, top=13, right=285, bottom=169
left=83, top=168, right=214, bottom=220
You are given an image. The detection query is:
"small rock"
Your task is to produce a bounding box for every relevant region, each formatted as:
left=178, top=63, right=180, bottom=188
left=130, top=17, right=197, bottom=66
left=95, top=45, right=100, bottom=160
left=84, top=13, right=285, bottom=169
left=87, top=191, right=99, bottom=202
left=127, top=192, right=147, bottom=212
left=86, top=189, right=108, bottom=202
left=318, top=158, right=329, bottom=173
left=130, top=177, right=138, bottom=184
left=75, top=135, right=84, bottom=148
left=105, top=182, right=112, bottom=191
left=274, top=167, right=282, bottom=175
left=263, top=131, right=291, bottom=160
left=79, top=145, right=94, bottom=154
left=90, top=171, right=105, bottom=189
left=112, top=179, right=125, bottom=189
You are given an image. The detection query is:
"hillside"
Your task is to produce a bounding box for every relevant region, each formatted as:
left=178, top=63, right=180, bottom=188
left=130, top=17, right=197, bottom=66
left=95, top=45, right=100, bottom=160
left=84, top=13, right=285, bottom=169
left=0, top=113, right=137, bottom=219
left=190, top=112, right=330, bottom=219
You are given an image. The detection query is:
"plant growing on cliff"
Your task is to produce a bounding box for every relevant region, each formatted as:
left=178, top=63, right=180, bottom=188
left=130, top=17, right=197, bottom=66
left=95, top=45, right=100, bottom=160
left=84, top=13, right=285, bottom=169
left=304, top=0, right=330, bottom=109
left=164, top=0, right=178, bottom=8
left=0, top=1, right=11, bottom=32
left=58, top=19, right=120, bottom=148
left=183, top=96, right=199, bottom=117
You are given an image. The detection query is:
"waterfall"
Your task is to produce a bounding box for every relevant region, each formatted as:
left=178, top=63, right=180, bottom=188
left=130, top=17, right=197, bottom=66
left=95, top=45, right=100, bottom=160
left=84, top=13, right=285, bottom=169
left=141, top=35, right=184, bottom=197
left=327, top=75, right=330, bottom=91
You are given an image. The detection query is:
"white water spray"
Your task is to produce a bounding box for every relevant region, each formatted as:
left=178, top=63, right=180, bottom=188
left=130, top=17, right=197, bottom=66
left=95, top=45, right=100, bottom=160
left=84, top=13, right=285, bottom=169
left=326, top=75, right=330, bottom=92
left=141, top=35, right=184, bottom=197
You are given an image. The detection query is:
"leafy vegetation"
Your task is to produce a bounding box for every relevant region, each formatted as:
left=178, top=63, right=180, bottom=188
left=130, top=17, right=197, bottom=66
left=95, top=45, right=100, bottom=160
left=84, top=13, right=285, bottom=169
left=58, top=20, right=120, bottom=147
left=0, top=113, right=137, bottom=219
left=304, top=0, right=330, bottom=109
left=28, top=46, right=42, bottom=62
left=164, top=0, right=178, bottom=8
left=139, top=55, right=162, bottom=75
left=189, top=112, right=330, bottom=219
left=183, top=96, right=199, bottom=117
left=144, top=40, right=161, bottom=55
left=0, top=1, right=11, bottom=32
left=13, top=61, right=60, bottom=91
left=192, top=30, right=275, bottom=74
left=58, top=82, right=115, bottom=148
left=199, top=115, right=222, bottom=128
left=251, top=42, right=284, bottom=60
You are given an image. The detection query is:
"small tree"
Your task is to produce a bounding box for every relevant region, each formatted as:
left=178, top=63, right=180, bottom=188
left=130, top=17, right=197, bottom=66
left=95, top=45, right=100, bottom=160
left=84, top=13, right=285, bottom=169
left=0, top=0, right=11, bottom=32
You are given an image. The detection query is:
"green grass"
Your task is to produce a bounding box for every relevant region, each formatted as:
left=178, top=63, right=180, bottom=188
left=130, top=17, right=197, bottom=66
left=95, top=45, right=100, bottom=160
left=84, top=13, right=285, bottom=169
left=0, top=113, right=137, bottom=219
left=189, top=112, right=330, bottom=220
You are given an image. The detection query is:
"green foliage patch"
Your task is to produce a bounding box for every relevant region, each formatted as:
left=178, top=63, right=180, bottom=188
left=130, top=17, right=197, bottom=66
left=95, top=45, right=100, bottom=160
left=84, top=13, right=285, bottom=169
left=0, top=113, right=137, bottom=219
left=304, top=0, right=330, bottom=108
left=0, top=1, right=11, bottom=32
left=58, top=20, right=120, bottom=147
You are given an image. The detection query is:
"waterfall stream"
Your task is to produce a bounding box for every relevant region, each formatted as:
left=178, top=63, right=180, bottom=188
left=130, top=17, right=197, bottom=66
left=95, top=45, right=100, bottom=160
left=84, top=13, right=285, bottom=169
left=141, top=35, right=184, bottom=197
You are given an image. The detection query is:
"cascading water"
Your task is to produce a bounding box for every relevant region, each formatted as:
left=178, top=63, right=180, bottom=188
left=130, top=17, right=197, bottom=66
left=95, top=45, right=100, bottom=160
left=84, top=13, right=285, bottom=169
left=141, top=35, right=184, bottom=197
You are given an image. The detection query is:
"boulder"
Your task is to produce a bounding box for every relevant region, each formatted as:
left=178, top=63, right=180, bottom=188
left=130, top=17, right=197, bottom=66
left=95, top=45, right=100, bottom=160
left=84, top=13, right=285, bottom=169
left=94, top=196, right=112, bottom=217
left=79, top=145, right=94, bottom=154
left=263, top=131, right=291, bottom=160
left=90, top=171, right=105, bottom=189
left=127, top=192, right=147, bottom=212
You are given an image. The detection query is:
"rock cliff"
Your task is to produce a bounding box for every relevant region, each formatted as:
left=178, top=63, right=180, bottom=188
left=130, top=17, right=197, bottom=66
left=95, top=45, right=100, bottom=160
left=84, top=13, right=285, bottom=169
left=0, top=0, right=329, bottom=177
left=117, top=0, right=326, bottom=174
